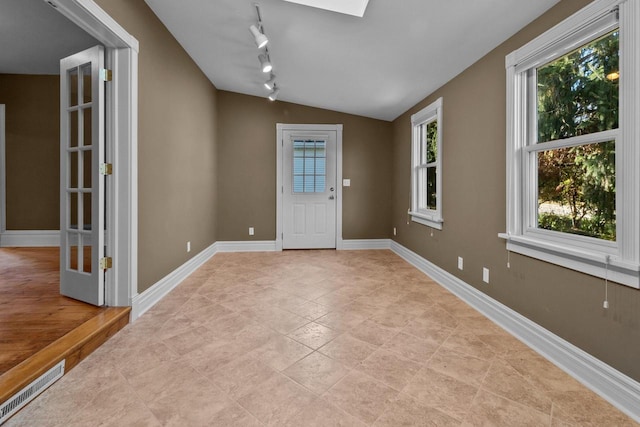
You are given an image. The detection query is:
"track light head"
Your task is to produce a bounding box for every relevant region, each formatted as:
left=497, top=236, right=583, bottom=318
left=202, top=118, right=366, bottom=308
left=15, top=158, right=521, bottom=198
left=249, top=24, right=268, bottom=49
left=258, top=53, right=272, bottom=73
left=268, top=87, right=280, bottom=101
left=264, top=74, right=276, bottom=90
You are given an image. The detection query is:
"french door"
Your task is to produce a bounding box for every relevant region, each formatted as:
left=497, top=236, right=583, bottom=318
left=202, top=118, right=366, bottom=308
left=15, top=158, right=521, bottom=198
left=282, top=130, right=337, bottom=249
left=59, top=46, right=106, bottom=306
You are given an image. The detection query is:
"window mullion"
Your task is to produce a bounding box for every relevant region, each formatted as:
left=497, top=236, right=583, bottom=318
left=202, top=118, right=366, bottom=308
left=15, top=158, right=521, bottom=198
left=524, top=129, right=620, bottom=152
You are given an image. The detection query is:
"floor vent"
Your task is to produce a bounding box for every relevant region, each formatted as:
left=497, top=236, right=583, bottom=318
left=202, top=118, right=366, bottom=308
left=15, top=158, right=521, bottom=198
left=0, top=360, right=65, bottom=425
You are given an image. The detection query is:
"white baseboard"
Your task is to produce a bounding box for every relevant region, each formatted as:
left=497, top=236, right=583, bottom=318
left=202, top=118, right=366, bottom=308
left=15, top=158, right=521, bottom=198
left=213, top=239, right=390, bottom=252
left=340, top=239, right=391, bottom=250
left=130, top=242, right=219, bottom=321
left=0, top=230, right=60, bottom=247
left=216, top=240, right=278, bottom=252
left=390, top=240, right=640, bottom=423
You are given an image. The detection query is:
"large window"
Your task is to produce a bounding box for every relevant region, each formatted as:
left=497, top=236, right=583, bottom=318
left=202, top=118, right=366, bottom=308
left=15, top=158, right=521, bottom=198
left=410, top=98, right=443, bottom=229
left=504, top=0, right=640, bottom=288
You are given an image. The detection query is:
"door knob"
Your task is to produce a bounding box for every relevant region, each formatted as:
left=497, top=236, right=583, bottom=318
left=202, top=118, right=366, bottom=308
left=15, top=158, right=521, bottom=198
left=329, top=195, right=335, bottom=200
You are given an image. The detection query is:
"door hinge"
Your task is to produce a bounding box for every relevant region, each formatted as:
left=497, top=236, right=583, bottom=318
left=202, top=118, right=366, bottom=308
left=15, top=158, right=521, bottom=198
left=100, top=163, right=113, bottom=176
left=100, top=69, right=113, bottom=82
left=99, top=256, right=113, bottom=270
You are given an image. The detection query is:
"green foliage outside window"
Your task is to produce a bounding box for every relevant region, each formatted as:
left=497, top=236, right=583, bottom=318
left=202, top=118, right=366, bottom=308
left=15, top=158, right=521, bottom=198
left=425, top=121, right=437, bottom=210
left=536, top=30, right=618, bottom=241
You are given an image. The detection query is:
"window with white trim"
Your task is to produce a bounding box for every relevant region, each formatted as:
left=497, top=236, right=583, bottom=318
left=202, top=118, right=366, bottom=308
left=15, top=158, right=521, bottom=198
left=503, top=0, right=640, bottom=288
left=410, top=97, right=443, bottom=229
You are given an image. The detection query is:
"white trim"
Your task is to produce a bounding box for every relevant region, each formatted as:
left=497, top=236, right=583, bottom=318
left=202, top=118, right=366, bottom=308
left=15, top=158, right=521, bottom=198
left=506, top=0, right=621, bottom=70
left=131, top=242, right=218, bottom=320
left=276, top=126, right=283, bottom=251
left=410, top=98, right=443, bottom=230
left=276, top=124, right=343, bottom=251
left=504, top=0, right=640, bottom=288
left=216, top=239, right=391, bottom=252
left=390, top=240, right=640, bottom=423
left=53, top=0, right=139, bottom=51
left=340, top=239, right=391, bottom=250
left=50, top=0, right=139, bottom=306
left=0, top=104, right=5, bottom=235
left=408, top=211, right=444, bottom=230
left=216, top=241, right=278, bottom=252
left=0, top=230, right=60, bottom=247
left=499, top=233, right=639, bottom=288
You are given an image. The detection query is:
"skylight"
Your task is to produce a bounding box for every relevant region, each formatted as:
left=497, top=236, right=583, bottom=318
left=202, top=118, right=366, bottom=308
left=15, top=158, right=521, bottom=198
left=282, top=0, right=370, bottom=17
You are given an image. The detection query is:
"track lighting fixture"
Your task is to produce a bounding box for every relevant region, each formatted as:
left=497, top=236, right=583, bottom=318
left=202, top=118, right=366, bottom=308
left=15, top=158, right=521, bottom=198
left=252, top=4, right=280, bottom=100
left=268, top=86, right=280, bottom=101
left=249, top=24, right=268, bottom=49
left=258, top=53, right=272, bottom=73
left=264, top=74, right=276, bottom=90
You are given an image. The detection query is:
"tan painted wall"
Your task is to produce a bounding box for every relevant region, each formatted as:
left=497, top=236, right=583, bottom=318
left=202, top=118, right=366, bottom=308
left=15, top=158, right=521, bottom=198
left=94, top=0, right=219, bottom=293
left=217, top=91, right=392, bottom=241
left=391, top=0, right=640, bottom=381
left=0, top=74, right=59, bottom=230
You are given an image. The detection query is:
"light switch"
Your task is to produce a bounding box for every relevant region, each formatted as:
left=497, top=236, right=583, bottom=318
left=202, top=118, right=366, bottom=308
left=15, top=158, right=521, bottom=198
left=343, top=179, right=351, bottom=187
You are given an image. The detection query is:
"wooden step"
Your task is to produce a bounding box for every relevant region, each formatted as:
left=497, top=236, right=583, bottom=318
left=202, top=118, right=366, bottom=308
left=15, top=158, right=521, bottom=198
left=0, top=307, right=130, bottom=405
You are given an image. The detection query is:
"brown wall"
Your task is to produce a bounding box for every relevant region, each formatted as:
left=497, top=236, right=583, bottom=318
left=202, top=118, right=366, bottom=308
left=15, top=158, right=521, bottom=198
left=217, top=91, right=392, bottom=241
left=391, top=0, right=640, bottom=381
left=94, top=0, right=219, bottom=293
left=0, top=74, right=59, bottom=230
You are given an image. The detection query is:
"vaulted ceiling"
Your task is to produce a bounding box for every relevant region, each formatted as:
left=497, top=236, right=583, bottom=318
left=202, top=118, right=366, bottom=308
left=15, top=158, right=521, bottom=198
left=145, top=0, right=560, bottom=120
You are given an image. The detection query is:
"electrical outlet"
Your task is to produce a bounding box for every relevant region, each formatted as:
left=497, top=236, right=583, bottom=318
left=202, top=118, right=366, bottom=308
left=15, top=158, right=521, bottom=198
left=458, top=257, right=463, bottom=270
left=393, top=227, right=397, bottom=236
left=187, top=241, right=191, bottom=253
left=483, top=267, right=490, bottom=283
left=249, top=227, right=254, bottom=236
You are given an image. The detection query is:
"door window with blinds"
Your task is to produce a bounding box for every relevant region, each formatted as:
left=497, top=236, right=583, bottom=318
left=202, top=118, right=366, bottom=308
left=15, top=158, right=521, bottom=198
left=293, top=139, right=326, bottom=193
left=410, top=97, right=443, bottom=229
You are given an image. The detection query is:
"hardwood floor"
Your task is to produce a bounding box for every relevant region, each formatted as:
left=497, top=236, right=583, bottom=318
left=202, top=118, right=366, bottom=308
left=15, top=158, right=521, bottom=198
left=0, top=247, right=104, bottom=375
left=0, top=247, right=130, bottom=405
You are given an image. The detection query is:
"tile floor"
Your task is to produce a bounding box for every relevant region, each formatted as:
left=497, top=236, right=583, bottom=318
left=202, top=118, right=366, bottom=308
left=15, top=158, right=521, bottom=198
left=6, top=250, right=638, bottom=426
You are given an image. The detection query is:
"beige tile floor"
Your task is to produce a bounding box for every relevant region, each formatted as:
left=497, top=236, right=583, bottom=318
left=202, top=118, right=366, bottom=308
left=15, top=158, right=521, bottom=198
left=7, top=250, right=638, bottom=426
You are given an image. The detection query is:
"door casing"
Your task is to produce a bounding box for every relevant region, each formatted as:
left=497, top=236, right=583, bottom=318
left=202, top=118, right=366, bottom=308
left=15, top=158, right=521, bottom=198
left=276, top=123, right=343, bottom=251
left=51, top=0, right=139, bottom=307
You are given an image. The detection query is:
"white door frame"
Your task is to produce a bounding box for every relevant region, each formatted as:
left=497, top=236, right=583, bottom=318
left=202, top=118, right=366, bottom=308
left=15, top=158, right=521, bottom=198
left=51, top=0, right=138, bottom=307
left=276, top=123, right=343, bottom=251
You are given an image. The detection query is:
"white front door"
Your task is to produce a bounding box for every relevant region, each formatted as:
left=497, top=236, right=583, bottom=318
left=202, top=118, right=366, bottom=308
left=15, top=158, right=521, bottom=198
left=59, top=45, right=106, bottom=306
left=282, top=130, right=337, bottom=249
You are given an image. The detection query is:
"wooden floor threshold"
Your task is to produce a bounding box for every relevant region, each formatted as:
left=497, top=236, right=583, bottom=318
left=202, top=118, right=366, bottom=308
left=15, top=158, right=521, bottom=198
left=0, top=307, right=130, bottom=405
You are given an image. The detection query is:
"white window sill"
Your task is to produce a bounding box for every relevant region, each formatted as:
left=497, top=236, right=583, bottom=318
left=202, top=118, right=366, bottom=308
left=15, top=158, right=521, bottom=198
left=409, top=212, right=443, bottom=230
left=498, top=233, right=640, bottom=289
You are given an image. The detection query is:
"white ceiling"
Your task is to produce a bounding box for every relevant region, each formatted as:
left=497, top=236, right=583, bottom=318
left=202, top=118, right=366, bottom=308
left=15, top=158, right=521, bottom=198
left=145, top=0, right=560, bottom=121
left=0, top=0, right=98, bottom=75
